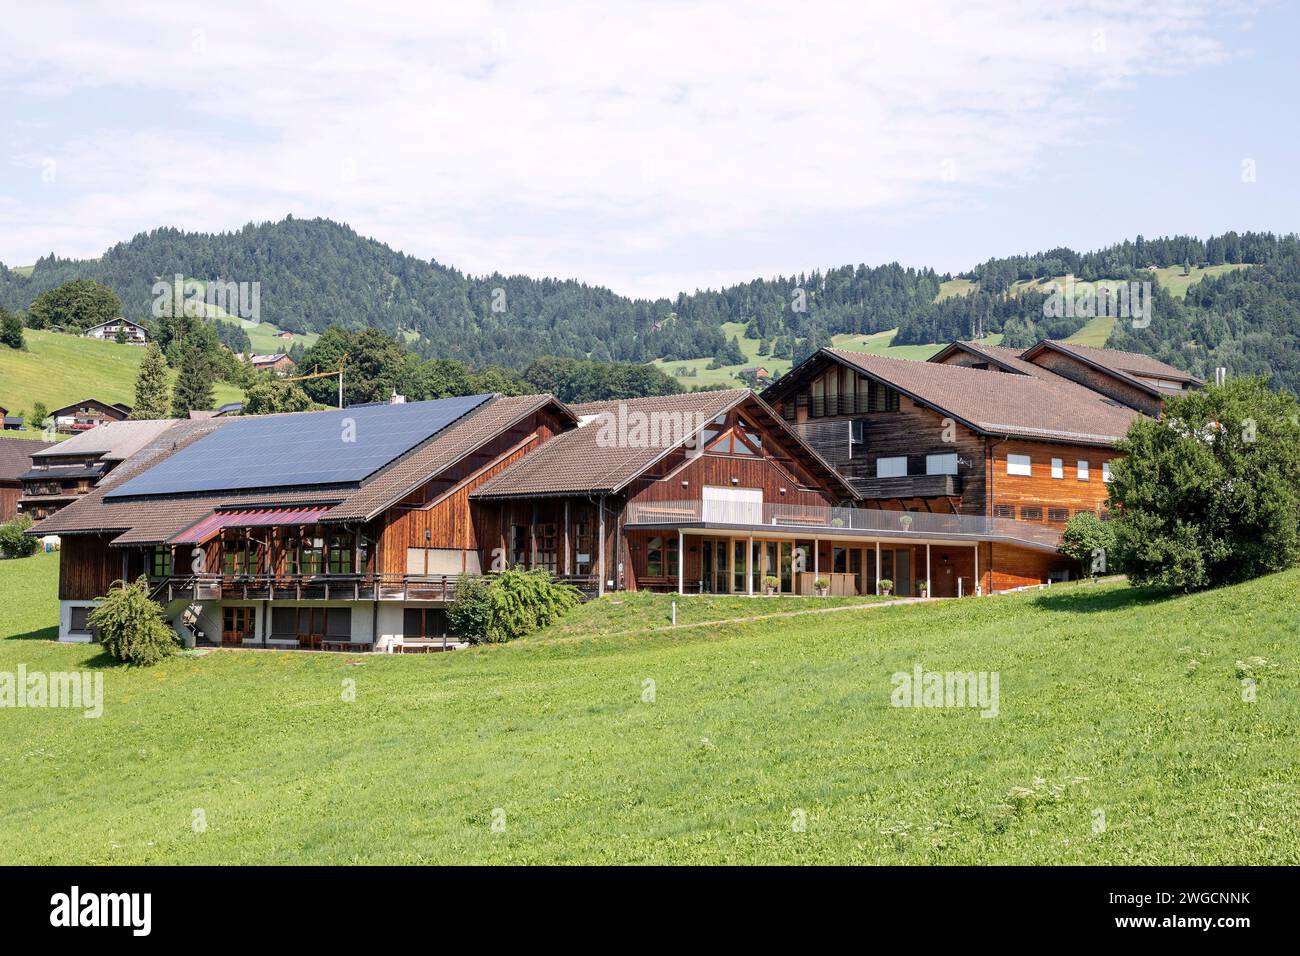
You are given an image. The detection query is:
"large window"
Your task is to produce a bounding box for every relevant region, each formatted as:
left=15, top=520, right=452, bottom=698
left=536, top=524, right=558, bottom=572
left=270, top=607, right=349, bottom=646
left=327, top=533, right=353, bottom=574
left=876, top=456, right=907, bottom=478
left=222, top=533, right=251, bottom=574
left=300, top=536, right=324, bottom=575
left=222, top=606, right=255, bottom=645
left=646, top=535, right=679, bottom=578
left=1007, top=454, right=1031, bottom=476
left=1077, top=460, right=1090, bottom=481
left=1051, top=458, right=1064, bottom=479
left=574, top=523, right=593, bottom=575
left=403, top=607, right=449, bottom=639
left=510, top=525, right=528, bottom=568
left=150, top=546, right=171, bottom=578
left=926, top=453, right=958, bottom=475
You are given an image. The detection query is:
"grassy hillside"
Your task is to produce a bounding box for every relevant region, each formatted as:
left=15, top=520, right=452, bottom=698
left=0, top=330, right=243, bottom=420
left=2, top=551, right=1296, bottom=865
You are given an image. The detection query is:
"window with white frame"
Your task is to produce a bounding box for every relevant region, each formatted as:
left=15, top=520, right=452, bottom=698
left=1051, top=458, right=1063, bottom=479
left=1077, top=460, right=1089, bottom=480
left=1006, top=453, right=1031, bottom=476
left=926, top=453, right=958, bottom=475
left=876, top=456, right=907, bottom=478
left=1102, top=462, right=1113, bottom=483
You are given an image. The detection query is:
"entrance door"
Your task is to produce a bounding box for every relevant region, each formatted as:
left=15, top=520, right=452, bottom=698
left=700, top=538, right=731, bottom=593
left=222, top=606, right=254, bottom=646
left=298, top=607, right=326, bottom=649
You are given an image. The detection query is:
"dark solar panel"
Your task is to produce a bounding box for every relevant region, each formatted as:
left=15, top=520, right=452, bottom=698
left=106, top=394, right=494, bottom=498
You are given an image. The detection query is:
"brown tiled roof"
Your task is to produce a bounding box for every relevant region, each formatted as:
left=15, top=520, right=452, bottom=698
left=474, top=389, right=857, bottom=500
left=931, top=341, right=1067, bottom=382
left=1024, top=340, right=1203, bottom=386
left=823, top=348, right=1142, bottom=446
left=324, top=394, right=575, bottom=520
left=474, top=390, right=748, bottom=498
left=0, top=436, right=55, bottom=482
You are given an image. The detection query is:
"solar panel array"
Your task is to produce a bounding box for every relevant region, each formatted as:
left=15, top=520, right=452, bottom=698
left=106, top=394, right=494, bottom=498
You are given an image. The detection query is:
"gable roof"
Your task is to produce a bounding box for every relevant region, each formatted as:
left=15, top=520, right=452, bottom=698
left=84, top=317, right=148, bottom=333
left=32, top=419, right=178, bottom=463
left=771, top=348, right=1142, bottom=447
left=1021, top=340, right=1203, bottom=393
left=0, top=437, right=56, bottom=482
left=28, top=394, right=577, bottom=544
left=48, top=398, right=131, bottom=418
left=929, top=341, right=1065, bottom=382
left=472, top=389, right=857, bottom=500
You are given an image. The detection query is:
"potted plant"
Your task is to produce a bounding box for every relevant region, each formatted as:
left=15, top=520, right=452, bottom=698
left=915, top=578, right=929, bottom=598
left=813, top=576, right=830, bottom=597
left=878, top=578, right=893, bottom=597
left=762, top=575, right=780, bottom=596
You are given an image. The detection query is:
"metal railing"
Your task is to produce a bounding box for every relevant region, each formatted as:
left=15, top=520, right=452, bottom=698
left=623, top=499, right=1063, bottom=549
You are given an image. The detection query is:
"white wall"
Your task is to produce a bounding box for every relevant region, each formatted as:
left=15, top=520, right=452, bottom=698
left=57, top=599, right=100, bottom=643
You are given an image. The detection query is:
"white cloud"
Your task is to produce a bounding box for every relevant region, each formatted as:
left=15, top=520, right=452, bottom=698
left=0, top=0, right=1242, bottom=296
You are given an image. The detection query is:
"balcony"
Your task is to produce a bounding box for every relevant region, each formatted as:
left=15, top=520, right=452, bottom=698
left=147, top=571, right=604, bottom=605
left=847, top=473, right=962, bottom=500
left=623, top=499, right=1063, bottom=551
left=149, top=572, right=463, bottom=604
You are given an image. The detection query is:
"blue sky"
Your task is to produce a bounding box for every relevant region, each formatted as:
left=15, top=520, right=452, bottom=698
left=1, top=1, right=1295, bottom=298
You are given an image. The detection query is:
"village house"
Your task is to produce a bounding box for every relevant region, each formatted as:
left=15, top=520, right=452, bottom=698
left=249, top=353, right=296, bottom=374
left=48, top=398, right=133, bottom=433
left=83, top=317, right=150, bottom=344
left=0, top=436, right=56, bottom=521
left=19, top=419, right=177, bottom=520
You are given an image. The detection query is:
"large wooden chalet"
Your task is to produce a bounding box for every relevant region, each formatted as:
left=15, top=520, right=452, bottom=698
left=30, top=339, right=1199, bottom=651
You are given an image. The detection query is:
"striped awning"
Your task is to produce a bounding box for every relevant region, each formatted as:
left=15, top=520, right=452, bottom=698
left=171, top=506, right=335, bottom=544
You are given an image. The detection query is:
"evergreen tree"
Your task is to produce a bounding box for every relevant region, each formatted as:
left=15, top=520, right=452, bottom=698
left=170, top=344, right=216, bottom=417
left=131, top=343, right=173, bottom=419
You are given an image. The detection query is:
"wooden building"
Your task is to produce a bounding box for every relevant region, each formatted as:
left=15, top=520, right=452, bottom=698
left=48, top=398, right=132, bottom=433
left=83, top=317, right=150, bottom=344
left=0, top=436, right=55, bottom=522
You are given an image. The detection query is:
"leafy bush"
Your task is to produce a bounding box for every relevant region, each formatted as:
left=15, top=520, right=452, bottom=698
left=762, top=575, right=779, bottom=592
left=0, top=516, right=38, bottom=558
left=448, top=569, right=581, bottom=644
left=89, top=576, right=179, bottom=666
left=878, top=578, right=894, bottom=593
left=1109, top=377, right=1300, bottom=591
left=1059, top=512, right=1115, bottom=577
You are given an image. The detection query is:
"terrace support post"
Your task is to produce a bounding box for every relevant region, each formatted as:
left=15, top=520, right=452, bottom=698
left=598, top=496, right=606, bottom=597
left=974, top=543, right=981, bottom=597
left=260, top=599, right=268, bottom=645
left=678, top=529, right=684, bottom=595
left=563, top=499, right=571, bottom=576
left=926, top=544, right=931, bottom=599
left=875, top=540, right=881, bottom=596
left=746, top=533, right=753, bottom=596
left=813, top=538, right=819, bottom=583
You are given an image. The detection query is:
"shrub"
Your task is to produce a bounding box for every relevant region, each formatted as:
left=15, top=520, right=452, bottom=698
left=1109, top=377, right=1300, bottom=591
left=0, top=516, right=38, bottom=558
left=762, top=575, right=779, bottom=592
left=89, top=576, right=179, bottom=666
left=878, top=578, right=894, bottom=593
left=449, top=568, right=581, bottom=644
left=1059, top=512, right=1115, bottom=577
left=813, top=576, right=829, bottom=590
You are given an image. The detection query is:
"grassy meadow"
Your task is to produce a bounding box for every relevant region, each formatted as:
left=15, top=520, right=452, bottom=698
left=0, top=330, right=244, bottom=423
left=1, top=550, right=1296, bottom=865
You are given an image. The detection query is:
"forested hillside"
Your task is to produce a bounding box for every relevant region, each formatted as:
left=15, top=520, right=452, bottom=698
left=2, top=219, right=1297, bottom=392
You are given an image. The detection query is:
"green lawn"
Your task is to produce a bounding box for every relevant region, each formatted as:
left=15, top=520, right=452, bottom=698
left=0, top=330, right=243, bottom=419
left=2, top=551, right=1296, bottom=864
left=1150, top=262, right=1251, bottom=298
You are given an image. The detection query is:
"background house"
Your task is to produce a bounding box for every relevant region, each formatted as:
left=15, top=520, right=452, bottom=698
left=0, top=436, right=56, bottom=521
left=48, top=398, right=132, bottom=433
left=83, top=317, right=150, bottom=344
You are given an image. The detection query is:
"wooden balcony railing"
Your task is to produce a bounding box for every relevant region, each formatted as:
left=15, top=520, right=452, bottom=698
left=148, top=571, right=604, bottom=604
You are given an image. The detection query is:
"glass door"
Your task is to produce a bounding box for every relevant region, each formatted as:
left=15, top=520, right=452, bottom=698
left=733, top=541, right=746, bottom=593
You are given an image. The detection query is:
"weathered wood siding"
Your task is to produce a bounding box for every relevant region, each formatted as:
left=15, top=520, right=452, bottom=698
left=58, top=534, right=121, bottom=600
